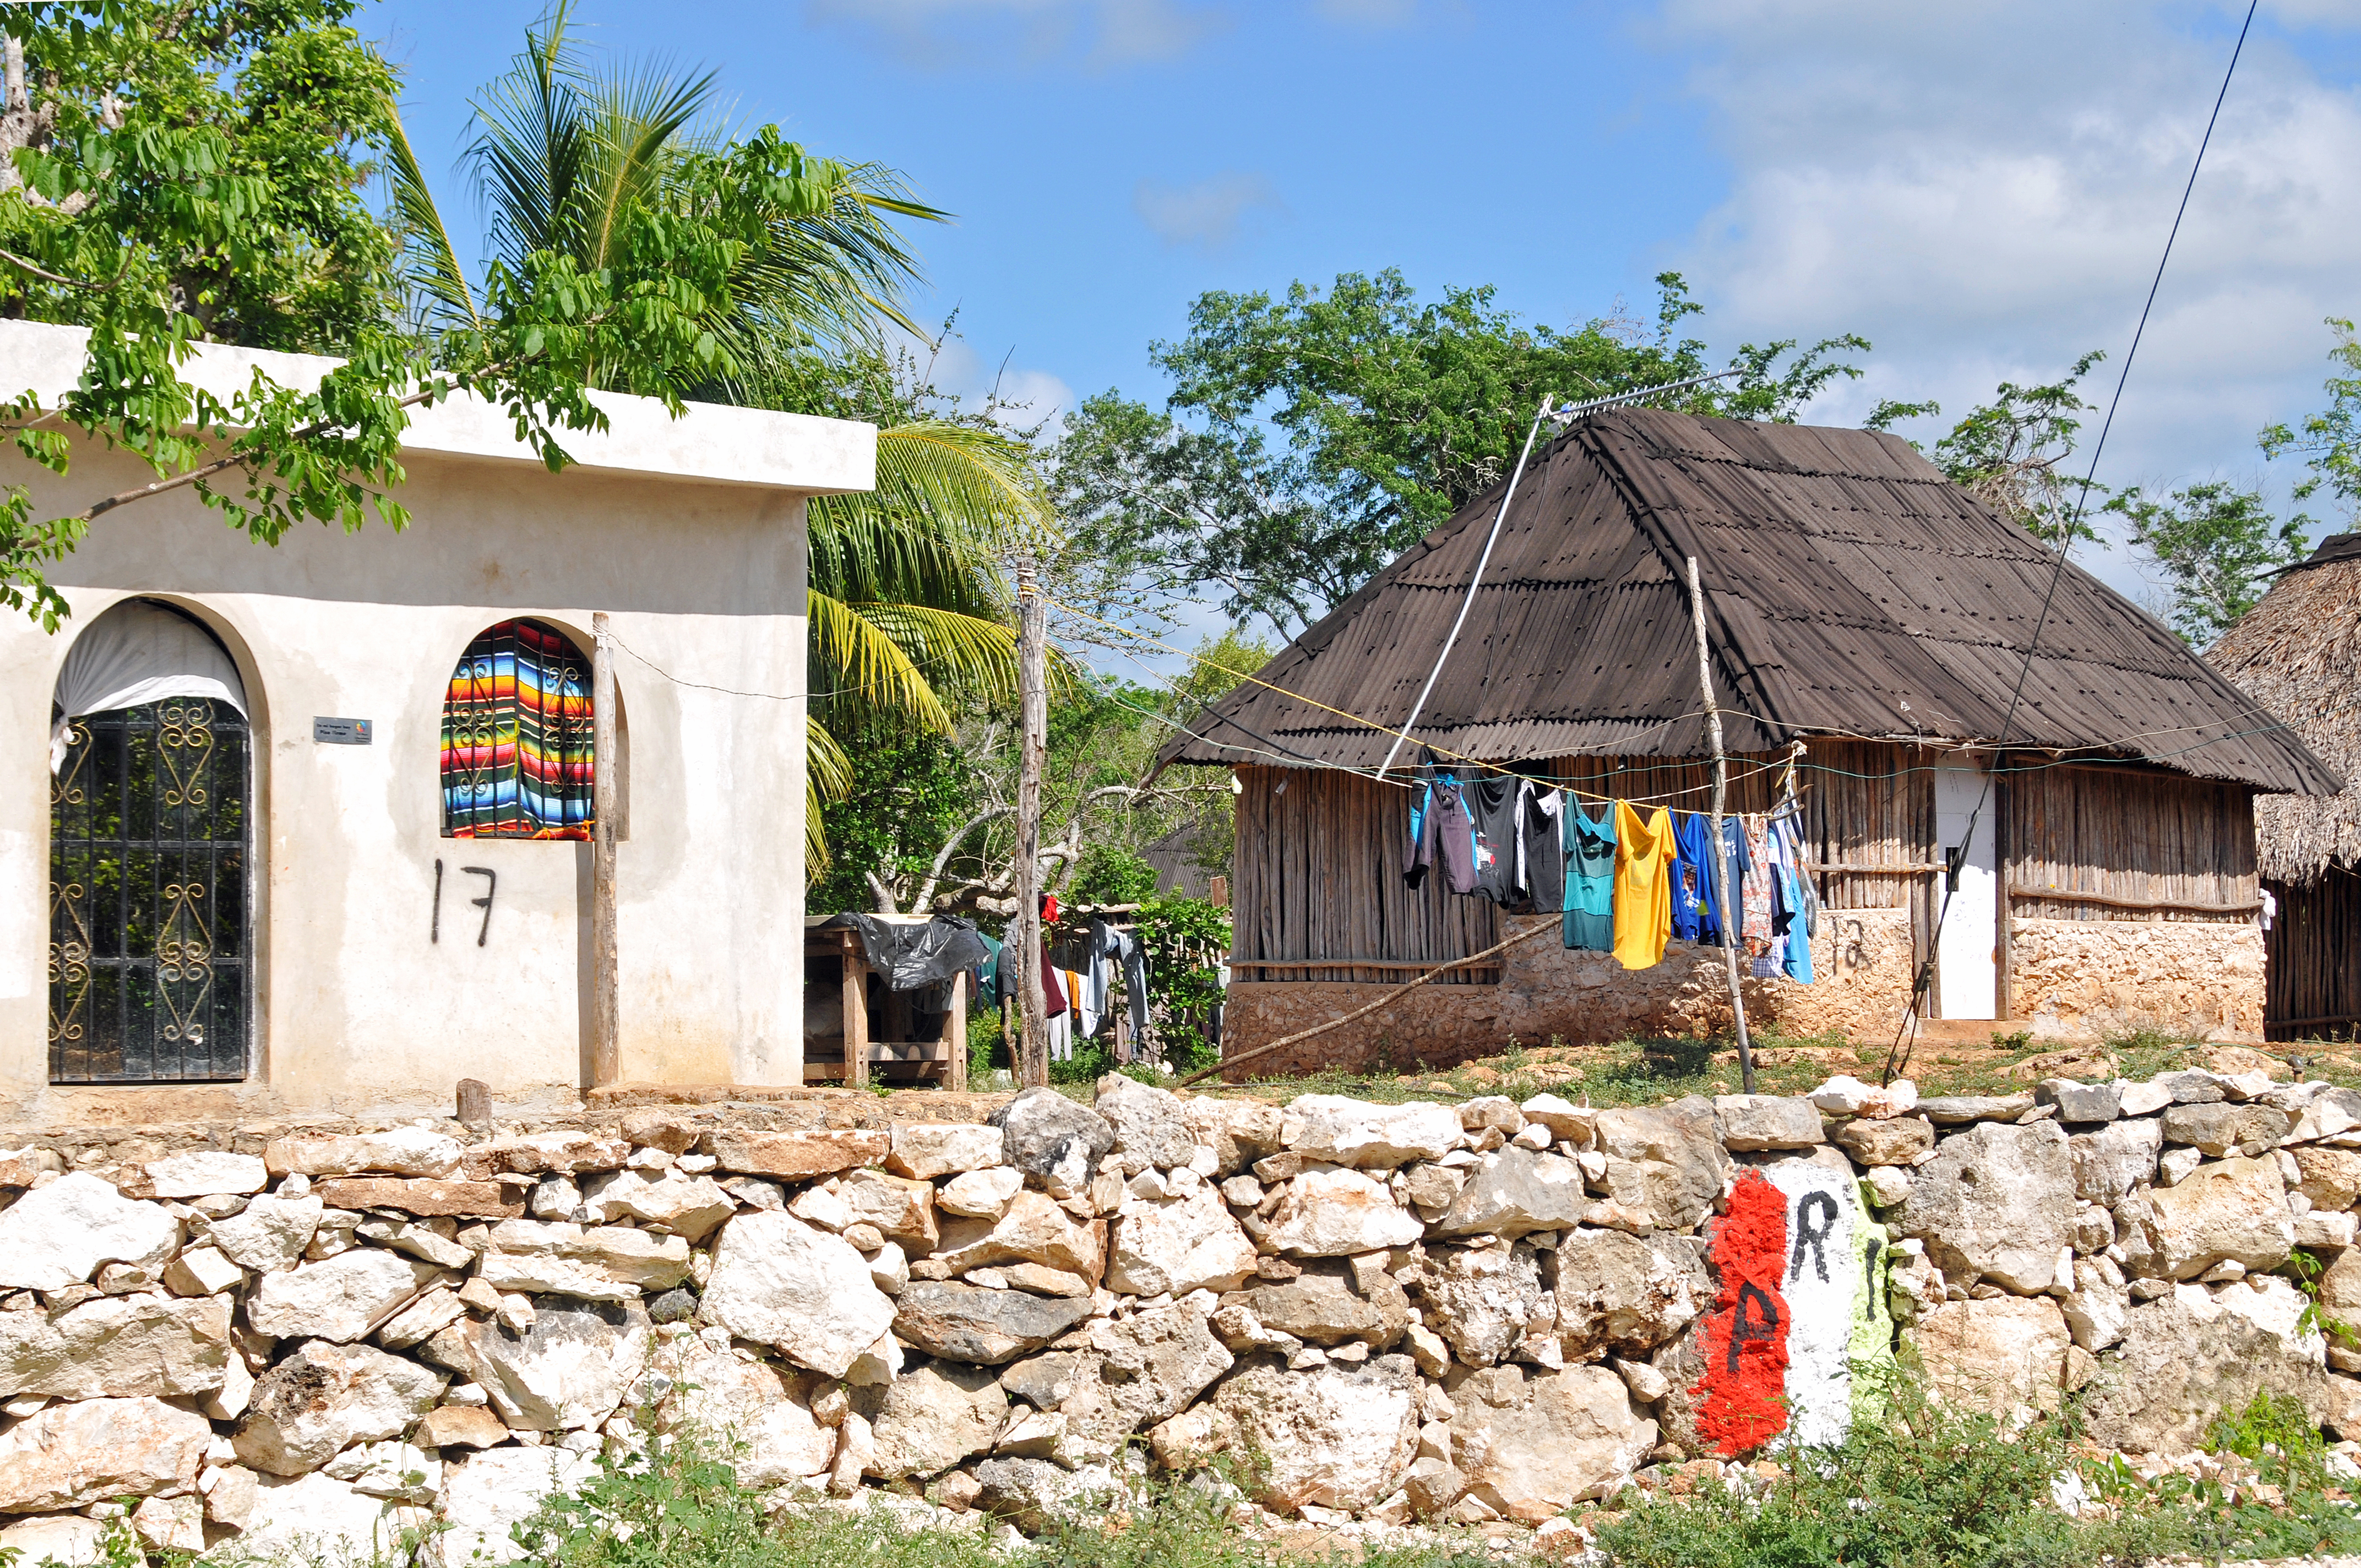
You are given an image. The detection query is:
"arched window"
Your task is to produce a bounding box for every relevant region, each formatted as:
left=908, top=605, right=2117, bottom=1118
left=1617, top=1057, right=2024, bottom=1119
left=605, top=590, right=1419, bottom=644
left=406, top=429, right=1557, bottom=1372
left=440, top=619, right=594, bottom=839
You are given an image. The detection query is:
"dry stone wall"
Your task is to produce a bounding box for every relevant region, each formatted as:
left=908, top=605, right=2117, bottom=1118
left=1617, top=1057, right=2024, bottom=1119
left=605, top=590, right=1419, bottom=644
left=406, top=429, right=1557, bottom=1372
left=0, top=1066, right=2351, bottom=1560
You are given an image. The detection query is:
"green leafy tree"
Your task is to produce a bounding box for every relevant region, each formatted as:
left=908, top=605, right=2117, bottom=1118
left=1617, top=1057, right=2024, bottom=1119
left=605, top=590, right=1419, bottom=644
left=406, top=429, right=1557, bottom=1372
left=1053, top=270, right=1873, bottom=630
left=2110, top=480, right=2308, bottom=645
left=1925, top=350, right=2109, bottom=550
left=2261, top=315, right=2361, bottom=526
left=1, top=0, right=862, bottom=628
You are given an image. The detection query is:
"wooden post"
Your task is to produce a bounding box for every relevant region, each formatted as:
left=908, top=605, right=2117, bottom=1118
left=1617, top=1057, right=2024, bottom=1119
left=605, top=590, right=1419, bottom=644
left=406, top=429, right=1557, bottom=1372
left=455, top=1078, right=491, bottom=1130
left=590, top=612, right=620, bottom=1088
left=1686, top=558, right=1755, bottom=1094
left=1013, top=559, right=1049, bottom=1088
left=946, top=971, right=969, bottom=1092
left=1994, top=765, right=2012, bottom=1022
left=841, top=930, right=869, bottom=1088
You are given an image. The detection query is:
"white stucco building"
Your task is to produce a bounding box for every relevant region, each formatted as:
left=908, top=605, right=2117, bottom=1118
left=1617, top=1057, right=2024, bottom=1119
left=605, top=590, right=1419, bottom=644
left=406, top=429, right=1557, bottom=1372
left=0, top=322, right=870, bottom=1120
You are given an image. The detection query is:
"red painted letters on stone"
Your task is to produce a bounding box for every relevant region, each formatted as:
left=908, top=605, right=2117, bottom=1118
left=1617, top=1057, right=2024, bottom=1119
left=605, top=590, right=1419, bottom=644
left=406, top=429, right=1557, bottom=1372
left=1693, top=1168, right=1793, bottom=1454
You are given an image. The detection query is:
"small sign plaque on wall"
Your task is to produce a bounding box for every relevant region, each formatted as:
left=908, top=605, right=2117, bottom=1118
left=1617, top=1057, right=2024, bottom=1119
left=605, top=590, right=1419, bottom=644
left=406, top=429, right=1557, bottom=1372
left=313, top=717, right=373, bottom=745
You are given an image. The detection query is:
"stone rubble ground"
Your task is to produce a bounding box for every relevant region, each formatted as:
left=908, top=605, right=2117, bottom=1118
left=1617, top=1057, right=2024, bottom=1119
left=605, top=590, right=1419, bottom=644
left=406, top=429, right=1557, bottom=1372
left=2, top=1057, right=2360, bottom=1564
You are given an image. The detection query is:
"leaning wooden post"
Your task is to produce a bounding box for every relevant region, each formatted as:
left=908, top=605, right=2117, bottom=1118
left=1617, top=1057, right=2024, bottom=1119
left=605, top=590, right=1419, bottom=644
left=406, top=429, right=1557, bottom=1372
left=590, top=612, right=621, bottom=1088
left=1013, top=559, right=1050, bottom=1088
left=1685, top=558, right=1755, bottom=1094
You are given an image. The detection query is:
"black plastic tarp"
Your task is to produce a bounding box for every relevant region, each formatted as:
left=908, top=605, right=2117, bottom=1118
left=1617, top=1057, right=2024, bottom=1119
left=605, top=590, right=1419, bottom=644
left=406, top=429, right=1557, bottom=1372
left=817, top=913, right=992, bottom=994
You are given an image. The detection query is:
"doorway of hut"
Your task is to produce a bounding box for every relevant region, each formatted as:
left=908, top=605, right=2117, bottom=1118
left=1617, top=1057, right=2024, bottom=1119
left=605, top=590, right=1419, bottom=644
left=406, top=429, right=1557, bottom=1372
left=1931, top=759, right=1999, bottom=1020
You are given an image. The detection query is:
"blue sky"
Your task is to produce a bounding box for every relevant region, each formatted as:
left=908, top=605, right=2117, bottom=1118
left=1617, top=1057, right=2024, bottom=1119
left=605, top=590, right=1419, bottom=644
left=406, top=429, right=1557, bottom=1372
left=373, top=0, right=2361, bottom=629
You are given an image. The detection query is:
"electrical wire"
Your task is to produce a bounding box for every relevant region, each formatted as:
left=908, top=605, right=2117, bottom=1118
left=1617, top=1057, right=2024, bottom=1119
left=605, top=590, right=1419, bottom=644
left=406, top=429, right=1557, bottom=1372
left=1880, top=0, right=2262, bottom=1088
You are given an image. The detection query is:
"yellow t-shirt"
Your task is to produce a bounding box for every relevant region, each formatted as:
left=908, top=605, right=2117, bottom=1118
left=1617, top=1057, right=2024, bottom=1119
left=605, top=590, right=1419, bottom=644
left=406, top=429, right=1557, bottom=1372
left=1613, top=801, right=1673, bottom=971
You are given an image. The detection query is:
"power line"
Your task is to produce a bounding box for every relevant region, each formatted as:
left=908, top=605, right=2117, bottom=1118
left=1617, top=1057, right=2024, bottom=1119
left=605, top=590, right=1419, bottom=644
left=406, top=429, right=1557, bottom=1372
left=1882, top=0, right=2262, bottom=1087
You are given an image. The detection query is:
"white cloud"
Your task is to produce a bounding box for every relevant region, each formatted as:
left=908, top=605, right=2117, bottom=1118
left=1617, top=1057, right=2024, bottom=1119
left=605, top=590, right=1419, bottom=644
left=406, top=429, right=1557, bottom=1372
left=899, top=329, right=1078, bottom=432
left=1650, top=0, right=2361, bottom=578
left=804, top=0, right=1229, bottom=68
left=1133, top=171, right=1286, bottom=248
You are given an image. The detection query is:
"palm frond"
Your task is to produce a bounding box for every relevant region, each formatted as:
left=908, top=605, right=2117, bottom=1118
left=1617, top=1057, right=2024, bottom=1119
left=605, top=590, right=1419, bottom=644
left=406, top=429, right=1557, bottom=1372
left=809, top=420, right=1047, bottom=607
left=466, top=2, right=593, bottom=271
left=806, top=714, right=853, bottom=876
left=806, top=589, right=956, bottom=734
left=841, top=602, right=1020, bottom=704
left=381, top=92, right=483, bottom=335
left=580, top=56, right=715, bottom=271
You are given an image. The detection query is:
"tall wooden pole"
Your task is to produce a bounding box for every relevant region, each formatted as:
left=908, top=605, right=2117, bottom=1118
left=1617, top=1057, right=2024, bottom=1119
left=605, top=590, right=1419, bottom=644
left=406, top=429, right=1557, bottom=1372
left=590, top=612, right=620, bottom=1088
left=1013, top=560, right=1049, bottom=1088
left=1686, top=559, right=1755, bottom=1094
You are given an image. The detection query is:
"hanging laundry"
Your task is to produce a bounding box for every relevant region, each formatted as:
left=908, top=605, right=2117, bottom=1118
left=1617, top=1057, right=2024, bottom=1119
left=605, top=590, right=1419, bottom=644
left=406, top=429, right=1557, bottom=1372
left=1671, top=811, right=1730, bottom=945
left=1766, top=812, right=1815, bottom=984
left=1563, top=798, right=1617, bottom=952
left=1717, top=816, right=1751, bottom=949
left=1743, top=815, right=1777, bottom=972
left=1068, top=967, right=1094, bottom=1037
left=1522, top=786, right=1566, bottom=913
left=1405, top=771, right=1481, bottom=894
left=1612, top=801, right=1674, bottom=970
left=1465, top=776, right=1525, bottom=905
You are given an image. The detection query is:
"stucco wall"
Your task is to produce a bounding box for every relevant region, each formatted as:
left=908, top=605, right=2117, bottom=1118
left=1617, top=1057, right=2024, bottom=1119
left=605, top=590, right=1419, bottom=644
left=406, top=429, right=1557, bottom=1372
left=0, top=429, right=829, bottom=1118
left=1220, top=907, right=2265, bottom=1071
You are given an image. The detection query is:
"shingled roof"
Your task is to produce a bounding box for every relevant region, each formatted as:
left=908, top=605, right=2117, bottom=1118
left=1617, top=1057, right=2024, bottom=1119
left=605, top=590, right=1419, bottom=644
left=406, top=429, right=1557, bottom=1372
left=1157, top=407, right=2338, bottom=796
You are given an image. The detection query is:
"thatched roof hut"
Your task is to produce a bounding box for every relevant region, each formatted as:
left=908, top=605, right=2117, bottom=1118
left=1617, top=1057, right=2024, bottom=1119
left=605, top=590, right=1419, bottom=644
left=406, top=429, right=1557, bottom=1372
left=2208, top=532, right=2361, bottom=1038
left=2210, top=533, right=2361, bottom=881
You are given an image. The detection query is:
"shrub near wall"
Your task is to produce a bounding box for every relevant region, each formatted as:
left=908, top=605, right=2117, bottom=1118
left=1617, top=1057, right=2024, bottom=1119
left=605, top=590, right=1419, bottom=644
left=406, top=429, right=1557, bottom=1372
left=0, top=1066, right=2354, bottom=1560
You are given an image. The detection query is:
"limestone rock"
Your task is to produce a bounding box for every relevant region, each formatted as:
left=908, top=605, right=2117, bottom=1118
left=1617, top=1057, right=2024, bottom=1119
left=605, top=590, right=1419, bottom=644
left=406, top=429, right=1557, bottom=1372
left=2079, top=1292, right=2326, bottom=1452
left=834, top=1168, right=939, bottom=1250
left=654, top=1337, right=834, bottom=1483
left=164, top=1244, right=245, bottom=1298
left=233, top=1338, right=446, bottom=1473
left=1551, top=1229, right=1710, bottom=1359
left=1891, top=1120, right=2074, bottom=1293
left=1095, top=1074, right=1200, bottom=1173
left=1918, top=1094, right=2034, bottom=1124
left=1107, top=1185, right=1258, bottom=1297
left=1180, top=1098, right=1285, bottom=1175
left=1203, top=1356, right=1420, bottom=1512
left=1430, top=1148, right=1590, bottom=1239
left=438, top=1447, right=596, bottom=1565
left=208, top=1194, right=324, bottom=1273
left=2161, top=1103, right=2295, bottom=1158
left=0, top=1396, right=209, bottom=1512
left=0, top=1291, right=230, bottom=1398
left=1060, top=1307, right=1234, bottom=1456
left=854, top=1360, right=1008, bottom=1479
left=2035, top=1079, right=2121, bottom=1124
left=991, top=1088, right=1116, bottom=1196
left=2325, top=1373, right=2361, bottom=1441
left=892, top=1280, right=1094, bottom=1364
left=933, top=1190, right=1106, bottom=1280
left=1912, top=1296, right=2070, bottom=1415
left=2061, top=1259, right=2130, bottom=1353
left=2292, top=1146, right=2361, bottom=1212
left=0, top=1173, right=179, bottom=1292
left=325, top=1439, right=439, bottom=1501
left=972, top=1456, right=1127, bottom=1532
left=1832, top=1116, right=1934, bottom=1167
left=2144, top=1155, right=2293, bottom=1280
left=700, top=1211, right=897, bottom=1379
left=1592, top=1099, right=1731, bottom=1230
left=1519, top=1095, right=1600, bottom=1148
left=324, top=1178, right=510, bottom=1223
left=417, top=1404, right=509, bottom=1449
left=264, top=1128, right=462, bottom=1179
left=1411, top=1244, right=1553, bottom=1368
left=1449, top=1363, right=1655, bottom=1518
left=1713, top=1096, right=1824, bottom=1152
left=2068, top=1118, right=2163, bottom=1205
left=479, top=1131, right=632, bottom=1176
left=888, top=1123, right=1004, bottom=1180
left=377, top=1287, right=467, bottom=1351
left=236, top=1471, right=429, bottom=1564
left=577, top=1168, right=735, bottom=1244
left=704, top=1129, right=890, bottom=1181
left=246, top=1248, right=443, bottom=1341
left=478, top=1218, right=692, bottom=1299
left=143, top=1151, right=269, bottom=1198
left=1230, top=1265, right=1402, bottom=1349
left=1263, top=1167, right=1423, bottom=1257
left=425, top=1299, right=650, bottom=1431
left=1280, top=1096, right=1460, bottom=1169
left=0, top=1514, right=107, bottom=1566
left=939, top=1166, right=1025, bottom=1218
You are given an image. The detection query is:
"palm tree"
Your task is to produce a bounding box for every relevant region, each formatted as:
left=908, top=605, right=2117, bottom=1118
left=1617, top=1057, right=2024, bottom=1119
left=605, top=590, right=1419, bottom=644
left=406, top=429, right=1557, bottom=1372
left=382, top=4, right=1047, bottom=879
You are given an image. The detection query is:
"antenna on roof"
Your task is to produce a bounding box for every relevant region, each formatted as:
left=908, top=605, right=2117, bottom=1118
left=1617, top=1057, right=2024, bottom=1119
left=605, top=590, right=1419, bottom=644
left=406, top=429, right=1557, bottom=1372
left=1547, top=367, right=1743, bottom=423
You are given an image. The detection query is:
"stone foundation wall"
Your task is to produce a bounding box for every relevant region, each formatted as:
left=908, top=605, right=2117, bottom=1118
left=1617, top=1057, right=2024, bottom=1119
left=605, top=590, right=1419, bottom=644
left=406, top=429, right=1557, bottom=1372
left=0, top=1064, right=2350, bottom=1561
left=1225, top=906, right=2265, bottom=1071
